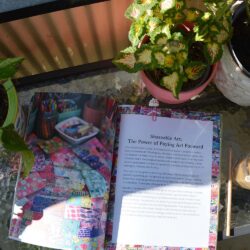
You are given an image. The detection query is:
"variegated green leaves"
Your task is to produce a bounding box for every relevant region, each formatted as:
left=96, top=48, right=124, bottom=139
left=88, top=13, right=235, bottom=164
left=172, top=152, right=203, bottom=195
left=114, top=0, right=233, bottom=99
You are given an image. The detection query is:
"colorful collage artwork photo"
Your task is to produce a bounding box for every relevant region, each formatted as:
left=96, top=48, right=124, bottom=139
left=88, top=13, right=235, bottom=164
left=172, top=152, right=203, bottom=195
left=9, top=93, right=117, bottom=250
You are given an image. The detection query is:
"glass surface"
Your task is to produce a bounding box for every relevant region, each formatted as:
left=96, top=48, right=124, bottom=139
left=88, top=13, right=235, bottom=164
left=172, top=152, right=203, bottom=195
left=1, top=70, right=250, bottom=249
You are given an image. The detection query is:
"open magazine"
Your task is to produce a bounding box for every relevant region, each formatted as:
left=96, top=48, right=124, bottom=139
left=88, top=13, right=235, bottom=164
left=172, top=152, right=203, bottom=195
left=9, top=93, right=221, bottom=250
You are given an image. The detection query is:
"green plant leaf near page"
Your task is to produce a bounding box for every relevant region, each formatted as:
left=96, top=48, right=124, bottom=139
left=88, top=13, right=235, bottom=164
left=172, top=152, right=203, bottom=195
left=0, top=57, right=24, bottom=80
left=1, top=124, right=27, bottom=150
left=21, top=150, right=35, bottom=177
left=1, top=124, right=34, bottom=177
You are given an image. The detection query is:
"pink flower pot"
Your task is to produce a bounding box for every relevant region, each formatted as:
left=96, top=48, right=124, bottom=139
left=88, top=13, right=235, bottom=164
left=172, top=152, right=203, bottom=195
left=83, top=102, right=105, bottom=127
left=141, top=63, right=218, bottom=104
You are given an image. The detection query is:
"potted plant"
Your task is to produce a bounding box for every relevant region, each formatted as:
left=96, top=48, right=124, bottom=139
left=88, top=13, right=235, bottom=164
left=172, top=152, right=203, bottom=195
left=113, top=0, right=233, bottom=104
left=215, top=0, right=250, bottom=106
left=0, top=57, right=34, bottom=177
left=83, top=95, right=107, bottom=127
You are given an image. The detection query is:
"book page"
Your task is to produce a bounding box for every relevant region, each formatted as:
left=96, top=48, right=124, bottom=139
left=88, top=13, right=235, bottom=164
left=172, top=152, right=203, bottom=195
left=9, top=93, right=117, bottom=250
left=112, top=113, right=214, bottom=248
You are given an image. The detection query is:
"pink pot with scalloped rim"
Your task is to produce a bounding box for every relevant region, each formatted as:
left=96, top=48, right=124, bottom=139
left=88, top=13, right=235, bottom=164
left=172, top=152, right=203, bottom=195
left=141, top=63, right=218, bottom=104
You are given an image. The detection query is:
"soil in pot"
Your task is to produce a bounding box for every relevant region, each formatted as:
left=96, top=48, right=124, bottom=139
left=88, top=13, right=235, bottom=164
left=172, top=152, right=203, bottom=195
left=230, top=5, right=250, bottom=73
left=145, top=42, right=211, bottom=92
left=0, top=85, right=8, bottom=126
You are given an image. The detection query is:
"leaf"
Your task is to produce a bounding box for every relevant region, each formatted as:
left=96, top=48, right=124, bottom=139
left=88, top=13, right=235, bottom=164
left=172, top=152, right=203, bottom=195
left=201, top=12, right=212, bottom=22
left=164, top=54, right=176, bottom=68
left=185, top=8, right=201, bottom=22
left=129, top=20, right=145, bottom=47
left=160, top=0, right=184, bottom=13
left=135, top=45, right=153, bottom=68
left=194, top=24, right=208, bottom=42
left=1, top=124, right=28, bottom=151
left=160, top=71, right=183, bottom=98
left=222, top=15, right=232, bottom=33
left=174, top=11, right=185, bottom=23
left=135, top=0, right=156, bottom=9
left=1, top=124, right=34, bottom=177
left=150, top=25, right=171, bottom=42
left=176, top=51, right=188, bottom=64
left=113, top=51, right=138, bottom=73
left=215, top=28, right=230, bottom=44
left=147, top=17, right=162, bottom=33
left=175, top=0, right=185, bottom=10
left=185, top=61, right=207, bottom=80
left=121, top=46, right=137, bottom=54
left=153, top=51, right=166, bottom=68
left=125, top=3, right=147, bottom=20
left=154, top=33, right=168, bottom=45
left=204, top=42, right=223, bottom=64
left=163, top=39, right=186, bottom=53
left=160, top=0, right=175, bottom=12
left=21, top=150, right=35, bottom=177
left=0, top=57, right=24, bottom=80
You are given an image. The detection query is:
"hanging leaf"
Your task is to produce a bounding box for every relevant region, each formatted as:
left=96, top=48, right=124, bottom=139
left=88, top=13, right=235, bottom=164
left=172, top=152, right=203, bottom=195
left=125, top=3, right=145, bottom=20
left=21, top=150, right=35, bottom=177
left=160, top=71, right=183, bottom=98
left=0, top=57, right=24, bottom=80
left=185, top=61, right=207, bottom=80
left=204, top=42, right=223, bottom=64
left=1, top=124, right=34, bottom=177
left=1, top=124, right=28, bottom=151
left=112, top=51, right=137, bottom=73
left=215, top=28, right=230, bottom=44
left=129, top=20, right=145, bottom=47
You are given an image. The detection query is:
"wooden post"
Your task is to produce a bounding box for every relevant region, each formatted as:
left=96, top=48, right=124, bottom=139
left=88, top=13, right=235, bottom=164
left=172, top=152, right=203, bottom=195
left=226, top=146, right=233, bottom=237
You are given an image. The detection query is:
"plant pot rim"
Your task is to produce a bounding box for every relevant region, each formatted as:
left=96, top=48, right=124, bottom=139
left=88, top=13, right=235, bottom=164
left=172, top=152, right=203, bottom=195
left=141, top=63, right=218, bottom=104
left=2, top=79, right=18, bottom=127
left=228, top=3, right=250, bottom=77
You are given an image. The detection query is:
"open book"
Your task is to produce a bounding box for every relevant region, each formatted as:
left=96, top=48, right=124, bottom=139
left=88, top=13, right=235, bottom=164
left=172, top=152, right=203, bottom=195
left=9, top=93, right=221, bottom=250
